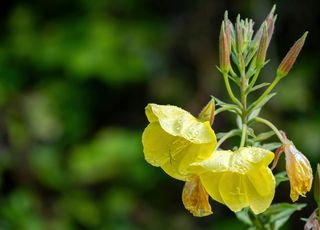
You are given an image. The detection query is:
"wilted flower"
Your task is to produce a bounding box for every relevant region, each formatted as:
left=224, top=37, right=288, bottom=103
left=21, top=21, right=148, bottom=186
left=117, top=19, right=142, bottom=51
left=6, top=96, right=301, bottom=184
left=281, top=135, right=313, bottom=202
left=192, top=147, right=275, bottom=214
left=304, top=209, right=320, bottom=230
left=182, top=176, right=213, bottom=217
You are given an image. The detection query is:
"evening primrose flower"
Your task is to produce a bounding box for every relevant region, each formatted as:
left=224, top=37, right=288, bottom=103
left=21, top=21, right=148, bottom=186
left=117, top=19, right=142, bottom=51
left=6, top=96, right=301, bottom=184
left=192, top=147, right=275, bottom=214
left=282, top=139, right=313, bottom=202
left=142, top=103, right=217, bottom=181
left=142, top=102, right=217, bottom=216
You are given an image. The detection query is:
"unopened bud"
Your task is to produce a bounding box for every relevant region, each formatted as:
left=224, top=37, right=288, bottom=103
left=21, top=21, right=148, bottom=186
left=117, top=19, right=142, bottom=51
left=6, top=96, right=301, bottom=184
left=256, top=23, right=268, bottom=68
left=219, top=22, right=230, bottom=73
left=252, top=5, right=276, bottom=49
left=236, top=15, right=243, bottom=53
left=277, top=32, right=308, bottom=78
left=314, top=164, right=320, bottom=208
left=198, top=98, right=215, bottom=125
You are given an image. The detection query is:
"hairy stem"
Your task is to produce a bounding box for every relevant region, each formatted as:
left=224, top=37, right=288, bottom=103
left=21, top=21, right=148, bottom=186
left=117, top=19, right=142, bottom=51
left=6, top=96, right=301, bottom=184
left=255, top=117, right=284, bottom=143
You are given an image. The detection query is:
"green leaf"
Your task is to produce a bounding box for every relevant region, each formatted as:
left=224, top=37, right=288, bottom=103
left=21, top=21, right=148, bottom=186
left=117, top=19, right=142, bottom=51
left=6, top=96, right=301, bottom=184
left=235, top=208, right=253, bottom=225
left=275, top=171, right=289, bottom=186
left=248, top=108, right=261, bottom=122
left=250, top=83, right=270, bottom=92
left=255, top=92, right=277, bottom=109
left=253, top=131, right=275, bottom=142
left=260, top=203, right=306, bottom=230
left=260, top=142, right=281, bottom=151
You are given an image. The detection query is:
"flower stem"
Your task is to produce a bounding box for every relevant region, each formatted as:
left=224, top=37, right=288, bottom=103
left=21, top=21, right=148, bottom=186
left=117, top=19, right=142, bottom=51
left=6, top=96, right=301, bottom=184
left=223, top=73, right=242, bottom=107
left=240, top=124, right=247, bottom=147
left=216, top=129, right=239, bottom=150
left=255, top=117, right=284, bottom=143
left=245, top=67, right=261, bottom=94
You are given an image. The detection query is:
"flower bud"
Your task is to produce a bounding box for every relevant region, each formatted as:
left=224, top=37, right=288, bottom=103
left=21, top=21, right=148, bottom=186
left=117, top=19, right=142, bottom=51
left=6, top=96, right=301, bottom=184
left=256, top=23, right=268, bottom=68
left=277, top=32, right=308, bottom=78
left=236, top=15, right=243, bottom=53
left=198, top=98, right=215, bottom=125
left=282, top=136, right=313, bottom=202
left=219, top=22, right=230, bottom=73
left=182, top=176, right=212, bottom=217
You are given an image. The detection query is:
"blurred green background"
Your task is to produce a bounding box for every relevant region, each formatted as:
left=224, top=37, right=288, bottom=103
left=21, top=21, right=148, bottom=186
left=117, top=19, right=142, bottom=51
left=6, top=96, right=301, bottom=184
left=0, top=0, right=320, bottom=229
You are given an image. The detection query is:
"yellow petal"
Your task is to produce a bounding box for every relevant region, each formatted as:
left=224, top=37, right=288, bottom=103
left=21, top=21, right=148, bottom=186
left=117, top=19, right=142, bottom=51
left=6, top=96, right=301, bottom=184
left=199, top=172, right=224, bottom=204
left=196, top=147, right=274, bottom=174
left=145, top=104, right=216, bottom=144
left=142, top=123, right=175, bottom=167
left=182, top=176, right=212, bottom=217
left=219, top=173, right=249, bottom=212
left=246, top=167, right=275, bottom=214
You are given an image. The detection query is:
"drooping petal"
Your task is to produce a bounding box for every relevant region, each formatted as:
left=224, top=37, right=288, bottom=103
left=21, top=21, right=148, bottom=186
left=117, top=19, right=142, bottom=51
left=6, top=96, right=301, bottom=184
left=145, top=104, right=216, bottom=144
left=284, top=142, right=313, bottom=202
left=246, top=167, right=275, bottom=214
left=182, top=176, right=213, bottom=217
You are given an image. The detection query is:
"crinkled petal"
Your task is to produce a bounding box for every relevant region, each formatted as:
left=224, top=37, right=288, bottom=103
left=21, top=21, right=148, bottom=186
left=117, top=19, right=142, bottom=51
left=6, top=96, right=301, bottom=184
left=182, top=176, right=212, bottom=217
left=195, top=147, right=274, bottom=174
left=145, top=104, right=216, bottom=144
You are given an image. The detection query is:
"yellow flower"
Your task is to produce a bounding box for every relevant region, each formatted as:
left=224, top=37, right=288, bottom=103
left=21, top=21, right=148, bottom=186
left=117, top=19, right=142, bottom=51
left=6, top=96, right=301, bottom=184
left=192, top=147, right=275, bottom=214
left=283, top=140, right=313, bottom=202
left=142, top=103, right=217, bottom=180
left=142, top=103, right=217, bottom=217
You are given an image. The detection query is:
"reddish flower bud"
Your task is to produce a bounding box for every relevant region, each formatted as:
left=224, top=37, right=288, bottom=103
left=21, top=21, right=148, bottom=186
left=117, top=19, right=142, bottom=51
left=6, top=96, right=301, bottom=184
left=219, top=22, right=230, bottom=73
left=277, top=32, right=308, bottom=78
left=256, top=23, right=268, bottom=68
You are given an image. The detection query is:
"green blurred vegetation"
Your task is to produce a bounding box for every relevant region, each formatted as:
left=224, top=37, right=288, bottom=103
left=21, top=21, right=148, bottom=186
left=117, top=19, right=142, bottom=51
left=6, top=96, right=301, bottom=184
left=0, top=0, right=320, bottom=229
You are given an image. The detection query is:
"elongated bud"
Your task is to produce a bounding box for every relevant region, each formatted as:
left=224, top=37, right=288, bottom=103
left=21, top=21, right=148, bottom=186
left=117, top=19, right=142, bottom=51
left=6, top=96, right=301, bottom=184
left=236, top=15, right=243, bottom=53
left=256, top=23, right=268, bottom=68
left=219, top=22, right=230, bottom=73
left=224, top=11, right=232, bottom=50
left=314, top=164, right=320, bottom=208
left=198, top=98, right=215, bottom=125
left=277, top=32, right=308, bottom=78
left=252, top=5, right=276, bottom=49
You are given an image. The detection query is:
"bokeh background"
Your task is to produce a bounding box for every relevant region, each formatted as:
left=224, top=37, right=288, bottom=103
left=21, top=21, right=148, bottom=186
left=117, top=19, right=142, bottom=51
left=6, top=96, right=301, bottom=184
left=0, top=0, right=320, bottom=229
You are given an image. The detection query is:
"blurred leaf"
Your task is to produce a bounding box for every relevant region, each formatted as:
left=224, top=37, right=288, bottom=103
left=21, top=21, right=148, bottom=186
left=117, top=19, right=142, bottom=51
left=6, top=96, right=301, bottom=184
left=275, top=171, right=289, bottom=186
left=260, top=203, right=306, bottom=230
left=69, top=128, right=142, bottom=184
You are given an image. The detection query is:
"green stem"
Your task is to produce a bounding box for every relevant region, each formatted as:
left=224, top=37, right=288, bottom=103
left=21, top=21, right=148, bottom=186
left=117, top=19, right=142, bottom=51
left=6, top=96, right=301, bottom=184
left=245, top=67, right=261, bottom=94
left=240, top=124, right=247, bottom=147
left=216, top=129, right=239, bottom=150
left=255, top=117, right=284, bottom=143
left=248, top=75, right=281, bottom=112
left=223, top=73, right=242, bottom=107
